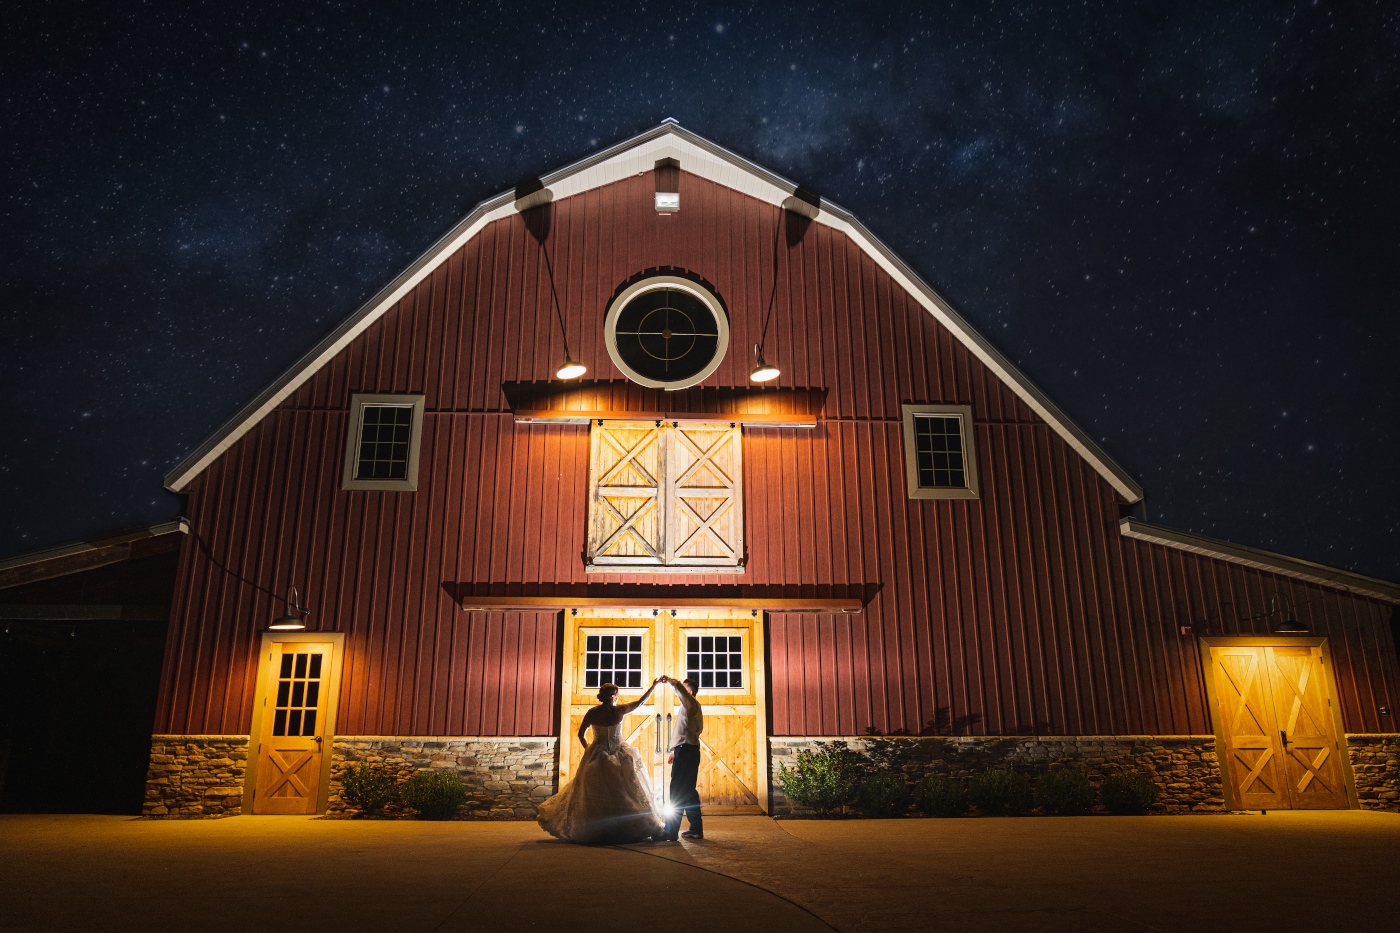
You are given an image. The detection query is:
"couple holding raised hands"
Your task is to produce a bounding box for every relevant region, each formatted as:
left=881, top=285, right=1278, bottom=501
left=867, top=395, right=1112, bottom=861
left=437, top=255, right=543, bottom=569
left=537, top=673, right=703, bottom=844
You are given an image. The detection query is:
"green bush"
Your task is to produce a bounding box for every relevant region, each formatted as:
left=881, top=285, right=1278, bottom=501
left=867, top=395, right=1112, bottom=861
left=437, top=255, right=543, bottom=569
left=1100, top=771, right=1158, bottom=815
left=776, top=746, right=859, bottom=815
left=339, top=762, right=399, bottom=816
left=1035, top=769, right=1095, bottom=816
left=912, top=773, right=967, bottom=817
left=968, top=768, right=1034, bottom=816
left=399, top=770, right=468, bottom=820
left=856, top=773, right=912, bottom=818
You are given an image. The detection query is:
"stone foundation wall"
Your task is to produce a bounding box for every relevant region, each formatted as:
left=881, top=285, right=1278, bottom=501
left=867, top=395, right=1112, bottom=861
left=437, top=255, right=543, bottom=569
left=769, top=735, right=1223, bottom=816
left=330, top=737, right=558, bottom=819
left=143, top=736, right=248, bottom=818
left=1346, top=734, right=1400, bottom=811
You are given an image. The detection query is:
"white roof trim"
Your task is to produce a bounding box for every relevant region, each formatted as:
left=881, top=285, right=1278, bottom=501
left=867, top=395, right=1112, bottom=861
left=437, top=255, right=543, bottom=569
left=0, top=518, right=189, bottom=573
left=1120, top=517, right=1400, bottom=603
left=165, top=121, right=1143, bottom=501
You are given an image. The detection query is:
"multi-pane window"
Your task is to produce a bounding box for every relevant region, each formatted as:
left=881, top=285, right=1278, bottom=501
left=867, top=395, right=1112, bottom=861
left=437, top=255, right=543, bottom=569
left=342, top=394, right=425, bottom=491
left=356, top=405, right=414, bottom=480
left=272, top=651, right=323, bottom=737
left=901, top=404, right=980, bottom=500
left=687, top=634, right=743, bottom=689
left=585, top=634, right=643, bottom=689
left=914, top=415, right=966, bottom=489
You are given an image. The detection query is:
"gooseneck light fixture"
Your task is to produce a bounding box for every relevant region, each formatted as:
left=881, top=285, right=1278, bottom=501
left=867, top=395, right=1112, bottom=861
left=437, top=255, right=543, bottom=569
left=750, top=344, right=780, bottom=383
left=750, top=206, right=792, bottom=384
left=1270, top=594, right=1308, bottom=634
left=522, top=196, right=586, bottom=381
left=269, top=585, right=311, bottom=631
left=556, top=356, right=587, bottom=380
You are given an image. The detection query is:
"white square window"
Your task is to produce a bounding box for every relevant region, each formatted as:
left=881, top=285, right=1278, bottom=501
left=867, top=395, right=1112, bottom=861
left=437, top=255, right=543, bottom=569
left=341, top=394, right=425, bottom=491
left=901, top=404, right=979, bottom=500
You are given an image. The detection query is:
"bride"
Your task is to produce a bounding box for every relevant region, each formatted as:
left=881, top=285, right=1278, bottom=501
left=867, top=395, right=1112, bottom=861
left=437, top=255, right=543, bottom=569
left=537, top=677, right=665, bottom=844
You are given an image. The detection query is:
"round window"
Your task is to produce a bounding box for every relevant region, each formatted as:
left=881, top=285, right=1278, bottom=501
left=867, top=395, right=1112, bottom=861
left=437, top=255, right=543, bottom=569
left=603, top=276, right=730, bottom=390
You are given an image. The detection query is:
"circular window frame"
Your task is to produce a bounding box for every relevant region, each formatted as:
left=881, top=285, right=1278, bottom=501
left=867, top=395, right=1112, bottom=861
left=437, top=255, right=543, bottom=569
left=603, top=275, right=730, bottom=390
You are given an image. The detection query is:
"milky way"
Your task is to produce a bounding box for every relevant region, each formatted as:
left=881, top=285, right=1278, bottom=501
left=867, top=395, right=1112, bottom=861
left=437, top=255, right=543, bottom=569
left=2, top=2, right=1397, bottom=579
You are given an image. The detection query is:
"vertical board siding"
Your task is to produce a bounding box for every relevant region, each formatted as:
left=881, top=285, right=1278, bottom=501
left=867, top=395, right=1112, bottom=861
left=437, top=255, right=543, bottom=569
left=155, top=170, right=1400, bottom=739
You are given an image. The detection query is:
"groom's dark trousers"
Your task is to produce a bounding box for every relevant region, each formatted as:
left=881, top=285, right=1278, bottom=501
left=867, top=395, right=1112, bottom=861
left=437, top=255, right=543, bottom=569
left=665, top=743, right=702, bottom=837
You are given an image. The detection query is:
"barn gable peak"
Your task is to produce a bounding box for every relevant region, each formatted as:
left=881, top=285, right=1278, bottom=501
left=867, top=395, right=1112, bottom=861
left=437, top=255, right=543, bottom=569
left=163, top=121, right=1143, bottom=503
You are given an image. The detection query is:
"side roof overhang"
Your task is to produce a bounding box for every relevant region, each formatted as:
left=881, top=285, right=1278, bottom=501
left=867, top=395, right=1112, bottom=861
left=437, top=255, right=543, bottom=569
left=1120, top=517, right=1400, bottom=604
left=163, top=119, right=1144, bottom=502
left=0, top=518, right=189, bottom=591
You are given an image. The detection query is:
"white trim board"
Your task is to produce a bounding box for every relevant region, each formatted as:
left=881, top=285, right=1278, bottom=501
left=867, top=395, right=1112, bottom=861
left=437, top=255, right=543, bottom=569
left=1119, top=517, right=1400, bottom=603
left=164, top=121, right=1143, bottom=502
left=0, top=519, right=189, bottom=574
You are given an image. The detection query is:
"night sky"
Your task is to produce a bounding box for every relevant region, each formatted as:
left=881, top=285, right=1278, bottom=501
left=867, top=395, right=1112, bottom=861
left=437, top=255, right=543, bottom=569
left=3, top=3, right=1397, bottom=581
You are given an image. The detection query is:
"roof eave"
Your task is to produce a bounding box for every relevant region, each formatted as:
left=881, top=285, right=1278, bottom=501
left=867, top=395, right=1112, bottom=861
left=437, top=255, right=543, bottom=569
left=1119, top=516, right=1400, bottom=603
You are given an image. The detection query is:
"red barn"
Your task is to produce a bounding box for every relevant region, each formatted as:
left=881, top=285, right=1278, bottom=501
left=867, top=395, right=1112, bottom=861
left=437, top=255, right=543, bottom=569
left=145, top=121, right=1400, bottom=819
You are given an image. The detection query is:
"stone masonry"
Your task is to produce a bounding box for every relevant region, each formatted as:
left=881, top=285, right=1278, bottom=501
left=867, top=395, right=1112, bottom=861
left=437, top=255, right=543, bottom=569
left=330, top=737, right=558, bottom=819
left=143, top=736, right=248, bottom=818
left=769, top=735, right=1223, bottom=816
left=1346, top=734, right=1400, bottom=811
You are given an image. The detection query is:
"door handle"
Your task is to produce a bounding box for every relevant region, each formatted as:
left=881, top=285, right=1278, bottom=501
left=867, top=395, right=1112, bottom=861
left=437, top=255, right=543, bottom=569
left=666, top=713, right=673, bottom=749
left=1279, top=731, right=1288, bottom=747
left=655, top=714, right=662, bottom=753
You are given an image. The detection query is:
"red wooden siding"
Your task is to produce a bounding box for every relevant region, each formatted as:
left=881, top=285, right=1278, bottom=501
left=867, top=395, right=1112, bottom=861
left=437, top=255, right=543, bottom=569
left=154, top=169, right=1400, bottom=738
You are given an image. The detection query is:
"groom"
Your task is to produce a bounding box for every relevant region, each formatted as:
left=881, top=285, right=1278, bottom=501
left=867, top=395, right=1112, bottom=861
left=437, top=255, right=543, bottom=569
left=659, top=674, right=703, bottom=841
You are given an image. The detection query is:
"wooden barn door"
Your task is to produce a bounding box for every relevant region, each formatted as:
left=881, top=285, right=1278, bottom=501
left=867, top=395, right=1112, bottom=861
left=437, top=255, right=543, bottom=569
left=558, top=609, right=768, bottom=814
left=558, top=620, right=666, bottom=808
left=664, top=614, right=765, bottom=813
left=585, top=421, right=743, bottom=571
left=248, top=634, right=343, bottom=815
left=1205, top=641, right=1351, bottom=810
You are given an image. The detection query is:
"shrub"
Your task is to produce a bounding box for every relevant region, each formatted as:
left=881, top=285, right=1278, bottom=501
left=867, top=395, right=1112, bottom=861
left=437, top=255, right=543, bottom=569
left=339, top=762, right=399, bottom=816
left=1034, top=769, right=1095, bottom=816
left=1100, top=771, right=1158, bottom=815
left=856, top=773, right=912, bottom=818
left=968, top=768, right=1034, bottom=816
left=776, top=746, right=860, bottom=815
left=399, top=770, right=468, bottom=820
left=912, top=773, right=967, bottom=817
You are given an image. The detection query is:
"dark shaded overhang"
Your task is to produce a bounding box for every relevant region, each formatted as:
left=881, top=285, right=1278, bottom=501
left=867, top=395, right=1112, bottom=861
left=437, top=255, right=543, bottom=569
left=446, top=582, right=872, bottom=613
left=503, top=381, right=826, bottom=427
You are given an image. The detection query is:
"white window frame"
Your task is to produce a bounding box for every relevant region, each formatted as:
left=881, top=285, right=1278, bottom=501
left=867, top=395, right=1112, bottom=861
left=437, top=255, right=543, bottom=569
left=901, top=403, right=980, bottom=500
left=341, top=393, right=426, bottom=491
left=678, top=626, right=750, bottom=695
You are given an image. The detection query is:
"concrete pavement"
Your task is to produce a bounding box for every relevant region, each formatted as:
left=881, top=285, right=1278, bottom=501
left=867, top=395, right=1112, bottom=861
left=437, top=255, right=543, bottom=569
left=1, top=811, right=1397, bottom=932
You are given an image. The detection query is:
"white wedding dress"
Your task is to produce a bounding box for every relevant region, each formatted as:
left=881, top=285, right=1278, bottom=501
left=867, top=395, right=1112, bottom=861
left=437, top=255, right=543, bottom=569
left=537, top=720, right=664, bottom=844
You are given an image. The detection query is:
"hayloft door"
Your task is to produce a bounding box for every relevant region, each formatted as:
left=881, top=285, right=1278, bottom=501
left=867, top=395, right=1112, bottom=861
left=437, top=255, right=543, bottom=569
left=558, top=610, right=768, bottom=814
left=1205, top=641, right=1351, bottom=810
left=249, top=635, right=343, bottom=815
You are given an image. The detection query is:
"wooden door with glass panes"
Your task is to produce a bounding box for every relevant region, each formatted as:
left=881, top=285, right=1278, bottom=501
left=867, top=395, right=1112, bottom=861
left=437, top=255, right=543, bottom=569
left=557, top=609, right=768, bottom=814
left=252, top=640, right=336, bottom=814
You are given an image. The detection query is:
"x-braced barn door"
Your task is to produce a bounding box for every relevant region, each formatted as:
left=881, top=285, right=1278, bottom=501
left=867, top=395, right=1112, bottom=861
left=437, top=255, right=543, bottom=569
left=1205, top=640, right=1352, bottom=810
left=249, top=633, right=344, bottom=815
left=585, top=421, right=743, bottom=571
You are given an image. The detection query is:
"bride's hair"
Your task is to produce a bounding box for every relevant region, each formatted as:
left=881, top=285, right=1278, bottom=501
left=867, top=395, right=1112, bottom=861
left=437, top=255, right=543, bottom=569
left=597, top=683, right=619, bottom=703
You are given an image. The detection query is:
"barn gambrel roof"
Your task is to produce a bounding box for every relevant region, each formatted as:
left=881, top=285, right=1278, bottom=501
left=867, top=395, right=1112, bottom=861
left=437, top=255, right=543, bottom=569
left=165, top=119, right=1144, bottom=501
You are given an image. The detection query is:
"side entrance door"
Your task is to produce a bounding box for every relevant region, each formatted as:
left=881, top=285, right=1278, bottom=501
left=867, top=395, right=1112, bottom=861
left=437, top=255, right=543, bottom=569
left=248, top=634, right=344, bottom=815
left=558, top=609, right=768, bottom=814
left=1205, top=640, right=1352, bottom=810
